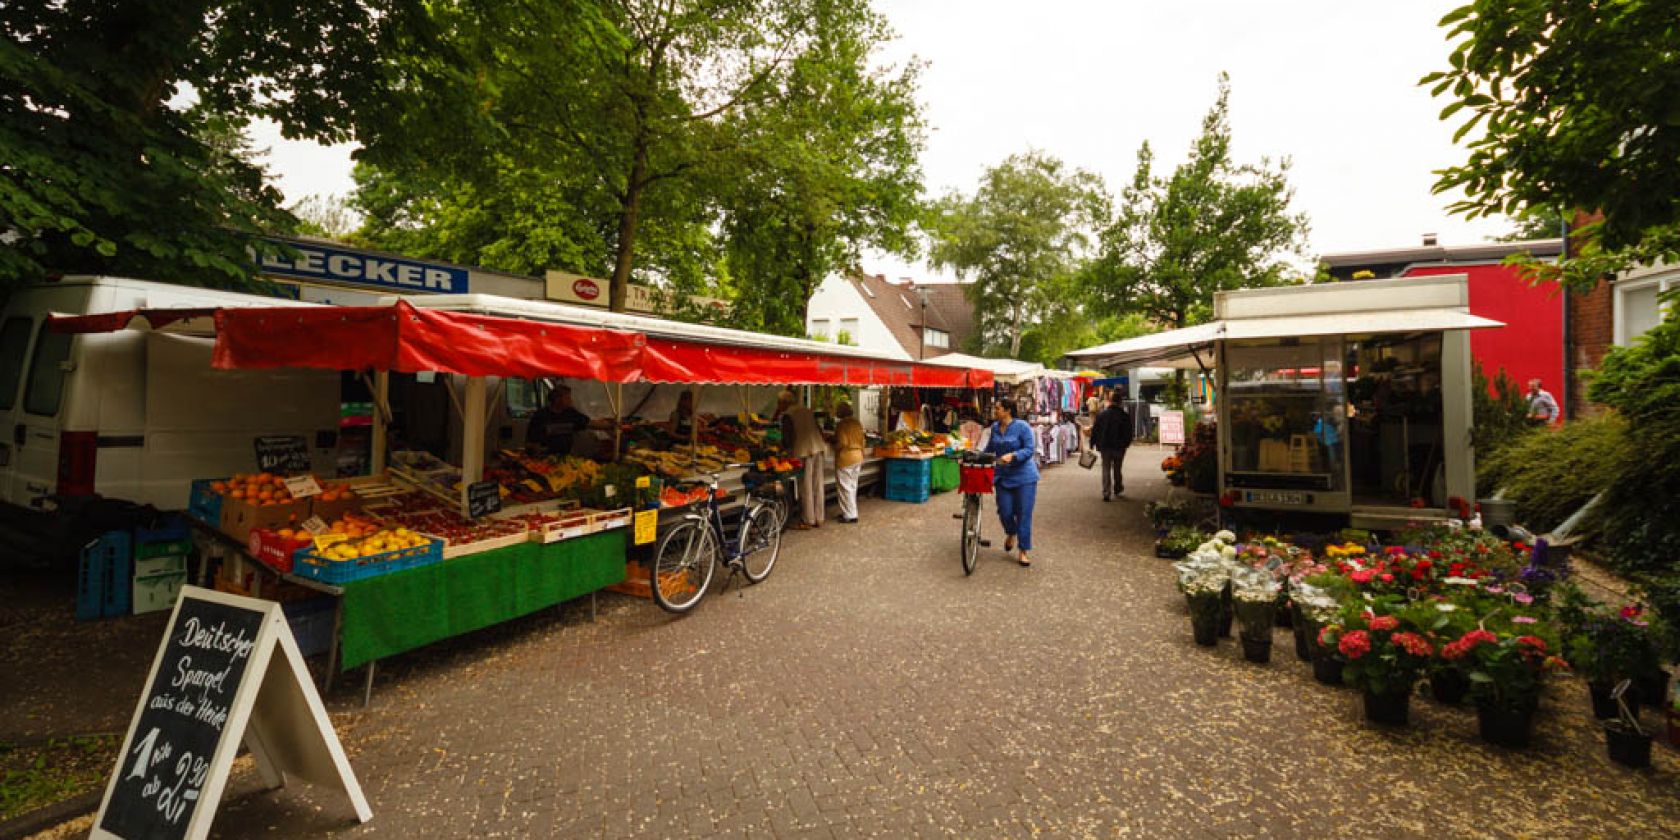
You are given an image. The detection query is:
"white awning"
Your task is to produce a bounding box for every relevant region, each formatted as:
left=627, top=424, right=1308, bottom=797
left=922, top=352, right=1046, bottom=383
left=1065, top=309, right=1503, bottom=369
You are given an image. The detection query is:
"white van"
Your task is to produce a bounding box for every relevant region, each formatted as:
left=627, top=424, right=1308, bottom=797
left=0, top=276, right=342, bottom=514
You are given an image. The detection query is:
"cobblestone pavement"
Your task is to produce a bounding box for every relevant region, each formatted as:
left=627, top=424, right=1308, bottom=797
left=187, top=451, right=1680, bottom=836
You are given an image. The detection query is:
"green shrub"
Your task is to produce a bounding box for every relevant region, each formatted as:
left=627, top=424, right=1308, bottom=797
left=1589, top=316, right=1680, bottom=578
left=1472, top=360, right=1535, bottom=487
left=1477, top=412, right=1632, bottom=533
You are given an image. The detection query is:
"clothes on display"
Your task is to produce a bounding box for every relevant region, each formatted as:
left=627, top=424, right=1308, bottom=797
left=1031, top=376, right=1088, bottom=416
left=1034, top=414, right=1081, bottom=466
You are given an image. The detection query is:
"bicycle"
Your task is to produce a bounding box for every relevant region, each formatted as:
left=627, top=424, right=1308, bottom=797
left=651, top=463, right=785, bottom=614
left=954, top=450, right=996, bottom=576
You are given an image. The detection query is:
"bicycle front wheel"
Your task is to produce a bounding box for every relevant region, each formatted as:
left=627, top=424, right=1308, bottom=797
left=961, top=494, right=981, bottom=576
left=651, top=519, right=717, bottom=614
left=738, top=503, right=783, bottom=584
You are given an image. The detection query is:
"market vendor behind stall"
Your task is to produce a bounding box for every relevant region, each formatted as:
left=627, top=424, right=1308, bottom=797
left=527, top=384, right=613, bottom=457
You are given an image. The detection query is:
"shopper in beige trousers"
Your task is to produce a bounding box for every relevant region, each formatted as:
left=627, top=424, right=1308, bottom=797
left=778, top=391, right=828, bottom=529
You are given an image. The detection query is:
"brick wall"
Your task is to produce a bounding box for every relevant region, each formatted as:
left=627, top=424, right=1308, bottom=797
left=1567, top=280, right=1614, bottom=416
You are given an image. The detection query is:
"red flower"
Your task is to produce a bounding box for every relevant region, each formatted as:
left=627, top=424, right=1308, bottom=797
left=1442, top=629, right=1497, bottom=661
left=1339, top=630, right=1372, bottom=660
left=1515, top=635, right=1547, bottom=652
left=1415, top=559, right=1433, bottom=570
left=1350, top=569, right=1374, bottom=585
left=1620, top=604, right=1644, bottom=621
left=1368, top=614, right=1400, bottom=632
left=1380, top=573, right=1395, bottom=583
left=1391, top=631, right=1434, bottom=658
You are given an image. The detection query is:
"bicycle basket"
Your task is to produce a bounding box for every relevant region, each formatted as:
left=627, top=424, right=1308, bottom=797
left=958, top=465, right=994, bottom=495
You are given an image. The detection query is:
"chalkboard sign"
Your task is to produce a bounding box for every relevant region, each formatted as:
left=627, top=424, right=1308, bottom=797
left=97, top=598, right=264, bottom=839
left=253, top=435, right=311, bottom=475
left=467, top=480, right=502, bottom=519
left=93, top=587, right=370, bottom=840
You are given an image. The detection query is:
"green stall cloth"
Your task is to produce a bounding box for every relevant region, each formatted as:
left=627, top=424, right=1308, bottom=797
left=338, top=530, right=626, bottom=671
left=929, top=456, right=959, bottom=493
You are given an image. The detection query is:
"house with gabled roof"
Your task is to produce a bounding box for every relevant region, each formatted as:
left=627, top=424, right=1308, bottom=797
left=805, top=271, right=978, bottom=361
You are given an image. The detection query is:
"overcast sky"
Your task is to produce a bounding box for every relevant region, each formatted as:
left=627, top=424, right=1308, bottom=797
left=250, top=0, right=1515, bottom=281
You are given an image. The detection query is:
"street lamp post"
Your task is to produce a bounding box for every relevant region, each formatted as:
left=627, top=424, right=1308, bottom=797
left=916, top=286, right=929, bottom=360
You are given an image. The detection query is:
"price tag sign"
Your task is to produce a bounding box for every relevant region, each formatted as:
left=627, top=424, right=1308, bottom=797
left=633, top=509, right=658, bottom=545
left=635, top=476, right=651, bottom=489
left=299, top=516, right=329, bottom=536
left=1158, top=410, right=1185, bottom=446
left=603, top=484, right=617, bottom=499
left=467, top=480, right=502, bottom=519
left=252, top=435, right=311, bottom=476
left=311, top=533, right=349, bottom=553
left=283, top=475, right=322, bottom=499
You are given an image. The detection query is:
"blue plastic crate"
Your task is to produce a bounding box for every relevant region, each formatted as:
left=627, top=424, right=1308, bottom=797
left=884, top=458, right=932, bottom=482
left=135, top=516, right=192, bottom=560
left=294, top=538, right=443, bottom=585
left=77, top=531, right=133, bottom=620
left=884, top=483, right=930, bottom=504
left=282, top=597, right=337, bottom=657
left=188, top=479, right=226, bottom=526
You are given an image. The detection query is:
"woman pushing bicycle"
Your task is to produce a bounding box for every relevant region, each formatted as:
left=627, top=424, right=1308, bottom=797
left=984, top=399, right=1040, bottom=567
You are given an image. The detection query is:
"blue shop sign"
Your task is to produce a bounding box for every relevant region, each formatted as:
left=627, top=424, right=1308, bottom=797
left=255, top=240, right=469, bottom=294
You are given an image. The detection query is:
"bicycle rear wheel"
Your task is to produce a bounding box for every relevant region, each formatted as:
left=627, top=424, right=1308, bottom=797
left=961, top=494, right=981, bottom=576
left=738, top=503, right=783, bottom=584
left=651, top=519, right=717, bottom=614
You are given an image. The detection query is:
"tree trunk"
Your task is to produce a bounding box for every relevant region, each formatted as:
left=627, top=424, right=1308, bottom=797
left=1008, top=304, right=1024, bottom=358
left=610, top=142, right=650, bottom=313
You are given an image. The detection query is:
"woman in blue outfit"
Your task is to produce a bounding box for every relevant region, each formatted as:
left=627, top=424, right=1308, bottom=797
left=984, top=399, right=1040, bottom=567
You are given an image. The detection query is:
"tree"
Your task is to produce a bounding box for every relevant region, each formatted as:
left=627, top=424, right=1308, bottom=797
left=1085, top=74, right=1308, bottom=330
left=359, top=1, right=912, bottom=314
left=0, top=0, right=427, bottom=289
left=718, top=10, right=925, bottom=337
left=290, top=194, right=360, bottom=240
left=1427, top=1, right=1680, bottom=289
left=928, top=151, right=1110, bottom=358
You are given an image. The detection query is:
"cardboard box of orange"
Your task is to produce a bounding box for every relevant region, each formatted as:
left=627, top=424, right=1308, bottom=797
left=308, top=482, right=364, bottom=523
left=212, top=473, right=309, bottom=544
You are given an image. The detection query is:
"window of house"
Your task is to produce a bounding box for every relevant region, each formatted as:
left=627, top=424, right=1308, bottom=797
left=925, top=328, right=950, bottom=349
left=838, top=318, right=859, bottom=345
left=809, top=318, right=830, bottom=339
left=1615, top=272, right=1676, bottom=346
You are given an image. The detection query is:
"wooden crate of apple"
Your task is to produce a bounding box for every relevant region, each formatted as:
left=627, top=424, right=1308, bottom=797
left=378, top=505, right=529, bottom=557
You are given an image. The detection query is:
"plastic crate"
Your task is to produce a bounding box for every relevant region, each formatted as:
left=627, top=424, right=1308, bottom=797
left=188, top=479, right=226, bottom=526
left=884, top=458, right=933, bottom=483
left=248, top=528, right=311, bottom=574
left=133, top=571, right=184, bottom=615
left=884, top=482, right=930, bottom=504
left=293, top=538, right=442, bottom=585
left=77, top=532, right=133, bottom=620
left=135, top=555, right=187, bottom=578
left=282, top=597, right=337, bottom=657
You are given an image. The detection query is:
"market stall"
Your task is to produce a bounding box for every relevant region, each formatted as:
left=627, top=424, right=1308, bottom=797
left=1067, top=275, right=1502, bottom=529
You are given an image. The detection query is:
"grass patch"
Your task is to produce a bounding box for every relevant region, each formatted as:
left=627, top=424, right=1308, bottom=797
left=0, top=733, right=119, bottom=821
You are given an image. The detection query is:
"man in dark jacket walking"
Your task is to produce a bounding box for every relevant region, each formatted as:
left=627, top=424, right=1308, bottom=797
left=1089, top=394, right=1133, bottom=501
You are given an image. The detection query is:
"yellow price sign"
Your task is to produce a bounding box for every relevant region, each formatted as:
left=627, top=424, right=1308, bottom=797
left=633, top=509, right=658, bottom=545
left=635, top=476, right=651, bottom=489
left=312, top=533, right=350, bottom=553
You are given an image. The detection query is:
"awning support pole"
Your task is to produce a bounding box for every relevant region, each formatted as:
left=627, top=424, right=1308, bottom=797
left=690, top=384, right=700, bottom=449
left=460, top=376, right=487, bottom=519
left=370, top=370, right=390, bottom=475
left=605, top=381, right=623, bottom=462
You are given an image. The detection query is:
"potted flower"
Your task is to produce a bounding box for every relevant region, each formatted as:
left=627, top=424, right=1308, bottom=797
left=1156, top=525, right=1207, bottom=559
left=1445, top=623, right=1567, bottom=748
left=1321, top=600, right=1435, bottom=726
left=1232, top=571, right=1280, bottom=664
left=1556, top=587, right=1663, bottom=719
left=1290, top=582, right=1339, bottom=665
left=1182, top=567, right=1228, bottom=646
left=1603, top=679, right=1653, bottom=769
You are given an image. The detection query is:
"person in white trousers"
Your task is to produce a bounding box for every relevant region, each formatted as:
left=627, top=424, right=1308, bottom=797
left=830, top=402, right=866, bottom=523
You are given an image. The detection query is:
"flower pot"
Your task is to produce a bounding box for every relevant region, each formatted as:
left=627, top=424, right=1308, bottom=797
left=1476, top=702, right=1536, bottom=749
left=1589, top=681, right=1640, bottom=721
left=1218, top=595, right=1233, bottom=639
left=1241, top=637, right=1272, bottom=664
left=1605, top=721, right=1653, bottom=769
left=1312, top=655, right=1344, bottom=686
left=1636, top=670, right=1669, bottom=711
left=1429, top=668, right=1469, bottom=705
left=1190, top=612, right=1220, bottom=647
left=1292, top=621, right=1312, bottom=662
left=1363, top=689, right=1411, bottom=726
left=1666, top=710, right=1680, bottom=749
left=1275, top=602, right=1294, bottom=629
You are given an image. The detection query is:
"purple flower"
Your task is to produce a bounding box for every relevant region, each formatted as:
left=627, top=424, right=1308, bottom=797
left=1485, top=585, right=1504, bottom=595
left=1512, top=616, right=1538, bottom=624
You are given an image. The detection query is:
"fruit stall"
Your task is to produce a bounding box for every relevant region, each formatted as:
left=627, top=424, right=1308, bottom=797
left=1067, top=275, right=1501, bottom=529
left=50, top=299, right=991, bottom=700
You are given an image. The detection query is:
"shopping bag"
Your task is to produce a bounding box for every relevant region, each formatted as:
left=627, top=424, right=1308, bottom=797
left=1078, top=449, right=1098, bottom=470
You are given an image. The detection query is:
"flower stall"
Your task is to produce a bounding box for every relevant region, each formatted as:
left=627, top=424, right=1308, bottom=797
left=1070, top=275, right=1500, bottom=530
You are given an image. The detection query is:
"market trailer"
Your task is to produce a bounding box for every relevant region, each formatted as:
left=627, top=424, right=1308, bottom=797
left=1067, top=275, right=1503, bottom=529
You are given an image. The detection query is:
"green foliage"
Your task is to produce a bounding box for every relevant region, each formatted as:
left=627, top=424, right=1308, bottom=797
left=1427, top=1, right=1680, bottom=289
left=356, top=0, right=922, bottom=322
left=1585, top=318, right=1680, bottom=577
left=1084, top=74, right=1309, bottom=329
left=1478, top=413, right=1631, bottom=534
left=1471, top=360, right=1536, bottom=492
left=927, top=150, right=1110, bottom=358
left=0, top=734, right=118, bottom=820
left=0, top=0, right=425, bottom=291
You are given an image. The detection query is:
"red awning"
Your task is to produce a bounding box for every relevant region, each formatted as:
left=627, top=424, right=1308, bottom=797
left=47, top=301, right=994, bottom=388
left=212, top=300, right=646, bottom=381
left=48, top=308, right=219, bottom=334
left=640, top=339, right=992, bottom=388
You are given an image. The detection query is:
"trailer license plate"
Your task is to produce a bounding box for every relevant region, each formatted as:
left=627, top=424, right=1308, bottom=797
left=1244, top=490, right=1306, bottom=505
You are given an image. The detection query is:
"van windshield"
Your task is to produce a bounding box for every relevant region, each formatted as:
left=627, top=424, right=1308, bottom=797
left=23, top=326, right=72, bottom=416
left=0, top=317, right=30, bottom=411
